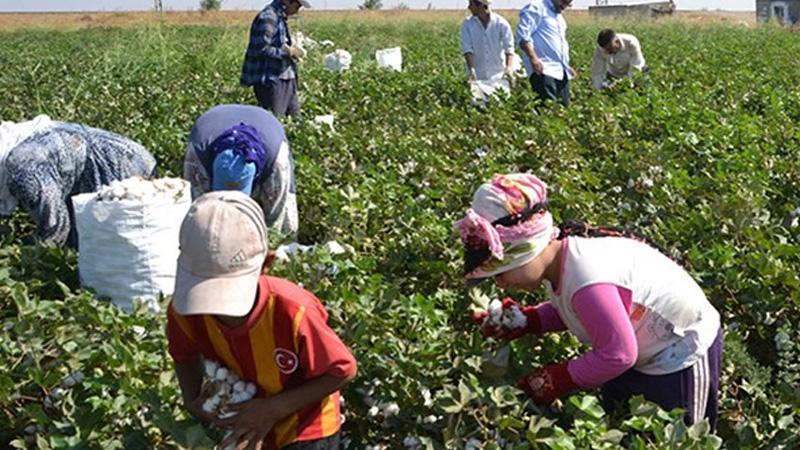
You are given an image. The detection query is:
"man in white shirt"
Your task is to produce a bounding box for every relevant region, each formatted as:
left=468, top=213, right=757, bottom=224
left=460, top=0, right=515, bottom=83
left=516, top=0, right=576, bottom=107
left=590, top=29, right=647, bottom=90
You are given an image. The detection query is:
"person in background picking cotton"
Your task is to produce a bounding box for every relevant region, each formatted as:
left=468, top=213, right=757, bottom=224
left=167, top=191, right=356, bottom=450
left=516, top=0, right=576, bottom=107
left=457, top=173, right=723, bottom=431
left=183, top=104, right=298, bottom=236
left=460, top=0, right=516, bottom=84
left=0, top=116, right=156, bottom=247
left=591, top=29, right=647, bottom=90
left=241, top=0, right=310, bottom=117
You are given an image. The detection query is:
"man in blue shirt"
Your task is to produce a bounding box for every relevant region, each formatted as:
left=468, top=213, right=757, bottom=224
left=240, top=0, right=310, bottom=117
left=516, top=0, right=576, bottom=107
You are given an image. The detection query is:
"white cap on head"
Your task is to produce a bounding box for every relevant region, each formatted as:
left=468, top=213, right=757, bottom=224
left=173, top=191, right=268, bottom=317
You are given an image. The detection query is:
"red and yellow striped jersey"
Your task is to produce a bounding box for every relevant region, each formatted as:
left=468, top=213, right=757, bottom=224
left=167, top=275, right=356, bottom=448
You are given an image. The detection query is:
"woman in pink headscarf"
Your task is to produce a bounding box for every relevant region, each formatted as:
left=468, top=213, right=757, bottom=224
left=456, top=173, right=723, bottom=430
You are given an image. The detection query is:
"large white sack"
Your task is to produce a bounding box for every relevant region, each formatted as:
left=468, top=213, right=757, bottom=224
left=72, top=177, right=192, bottom=313
left=324, top=49, right=352, bottom=72
left=470, top=77, right=511, bottom=105
left=375, top=47, right=402, bottom=71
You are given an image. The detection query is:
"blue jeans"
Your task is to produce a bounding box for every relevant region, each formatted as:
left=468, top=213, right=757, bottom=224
left=529, top=71, right=570, bottom=107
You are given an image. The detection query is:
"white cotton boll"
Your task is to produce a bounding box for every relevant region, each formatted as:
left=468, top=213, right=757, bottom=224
left=230, top=392, right=248, bottom=404
left=421, top=388, right=433, bottom=407
left=204, top=360, right=219, bottom=378
left=382, top=402, right=400, bottom=417
left=367, top=406, right=380, bottom=417
left=422, top=415, right=438, bottom=424
left=465, top=438, right=482, bottom=450
left=488, top=299, right=502, bottom=317
left=403, top=436, right=421, bottom=448
left=501, top=305, right=527, bottom=330
left=241, top=390, right=254, bottom=401
left=233, top=381, right=245, bottom=392
left=215, top=367, right=229, bottom=381
left=202, top=399, right=216, bottom=413
left=324, top=241, right=346, bottom=255
left=111, top=185, right=126, bottom=199
left=245, top=383, right=257, bottom=397
left=226, top=372, right=239, bottom=385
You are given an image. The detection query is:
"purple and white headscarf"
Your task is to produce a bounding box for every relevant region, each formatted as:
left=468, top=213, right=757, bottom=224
left=455, top=173, right=557, bottom=281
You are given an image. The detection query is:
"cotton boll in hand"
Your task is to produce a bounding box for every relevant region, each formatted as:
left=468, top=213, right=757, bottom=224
left=215, top=367, right=229, bottom=381
left=204, top=360, right=219, bottom=378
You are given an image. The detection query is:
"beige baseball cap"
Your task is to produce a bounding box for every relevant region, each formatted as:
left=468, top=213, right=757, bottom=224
left=173, top=191, right=268, bottom=317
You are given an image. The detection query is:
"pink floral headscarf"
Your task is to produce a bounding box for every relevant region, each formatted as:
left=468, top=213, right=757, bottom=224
left=455, top=174, right=557, bottom=281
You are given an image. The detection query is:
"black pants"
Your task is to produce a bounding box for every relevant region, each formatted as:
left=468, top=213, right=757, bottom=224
left=253, top=78, right=300, bottom=117
left=529, top=71, right=570, bottom=107
left=281, top=431, right=340, bottom=450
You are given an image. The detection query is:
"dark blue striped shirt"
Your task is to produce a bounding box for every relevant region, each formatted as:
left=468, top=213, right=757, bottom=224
left=240, top=1, right=296, bottom=86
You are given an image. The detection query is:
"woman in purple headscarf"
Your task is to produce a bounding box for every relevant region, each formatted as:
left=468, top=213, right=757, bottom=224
left=457, top=173, right=723, bottom=431
left=183, top=104, right=297, bottom=235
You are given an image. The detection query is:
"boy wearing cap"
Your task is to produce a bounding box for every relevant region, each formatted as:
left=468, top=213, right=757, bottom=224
left=460, top=0, right=516, bottom=83
left=167, top=191, right=356, bottom=450
left=590, top=29, right=647, bottom=90
left=241, top=0, right=310, bottom=117
left=183, top=104, right=298, bottom=236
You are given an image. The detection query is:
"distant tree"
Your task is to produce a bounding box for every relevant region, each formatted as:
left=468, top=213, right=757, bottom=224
left=153, top=0, right=163, bottom=12
left=200, top=0, right=222, bottom=11
left=427, top=2, right=433, bottom=9
left=394, top=2, right=409, bottom=9
left=359, top=0, right=383, bottom=10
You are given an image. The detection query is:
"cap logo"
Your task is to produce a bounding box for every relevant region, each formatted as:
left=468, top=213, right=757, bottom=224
left=229, top=249, right=248, bottom=268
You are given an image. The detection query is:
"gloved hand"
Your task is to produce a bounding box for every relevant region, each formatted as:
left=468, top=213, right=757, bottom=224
left=287, top=45, right=306, bottom=60
left=516, top=362, right=579, bottom=405
left=502, top=67, right=515, bottom=86
left=472, top=298, right=542, bottom=340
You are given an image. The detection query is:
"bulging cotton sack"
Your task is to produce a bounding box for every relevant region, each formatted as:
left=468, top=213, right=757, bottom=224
left=324, top=49, right=352, bottom=72
left=71, top=177, right=191, bottom=313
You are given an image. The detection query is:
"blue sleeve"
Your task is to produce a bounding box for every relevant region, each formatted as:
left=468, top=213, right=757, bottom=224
left=254, top=10, right=288, bottom=59
left=8, top=166, right=71, bottom=246
left=516, top=5, right=541, bottom=46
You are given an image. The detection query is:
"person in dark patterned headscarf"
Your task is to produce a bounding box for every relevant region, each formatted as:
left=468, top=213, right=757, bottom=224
left=0, top=116, right=156, bottom=247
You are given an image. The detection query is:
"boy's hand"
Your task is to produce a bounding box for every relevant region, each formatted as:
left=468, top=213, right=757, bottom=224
left=218, top=398, right=280, bottom=450
left=185, top=396, right=218, bottom=425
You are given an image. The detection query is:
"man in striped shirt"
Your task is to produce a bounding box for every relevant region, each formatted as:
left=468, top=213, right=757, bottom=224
left=240, top=0, right=310, bottom=117
left=167, top=191, right=356, bottom=450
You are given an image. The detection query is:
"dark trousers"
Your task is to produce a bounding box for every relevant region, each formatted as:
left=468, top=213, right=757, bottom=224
left=529, top=71, right=570, bottom=107
left=281, top=431, right=340, bottom=450
left=253, top=78, right=300, bottom=117
left=601, top=329, right=723, bottom=432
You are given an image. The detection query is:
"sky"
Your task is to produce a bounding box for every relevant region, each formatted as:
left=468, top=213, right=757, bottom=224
left=0, top=0, right=756, bottom=12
